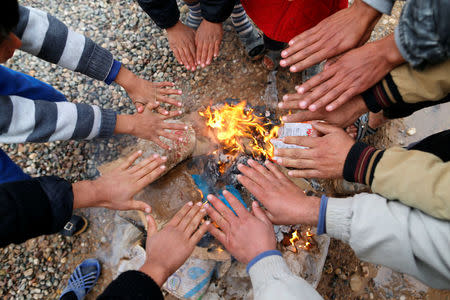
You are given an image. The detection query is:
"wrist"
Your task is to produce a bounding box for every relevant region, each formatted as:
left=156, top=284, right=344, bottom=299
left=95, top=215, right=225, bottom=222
left=166, top=20, right=183, bottom=33
left=379, top=34, right=406, bottom=67
left=139, top=261, right=170, bottom=287
left=353, top=0, right=381, bottom=24
left=114, top=66, right=138, bottom=92
left=114, top=114, right=136, bottom=136
left=296, top=196, right=321, bottom=226
left=72, top=180, right=100, bottom=209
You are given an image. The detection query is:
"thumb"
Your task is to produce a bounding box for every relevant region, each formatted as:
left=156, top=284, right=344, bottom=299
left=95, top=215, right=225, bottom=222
left=311, top=121, right=340, bottom=135
left=146, top=214, right=158, bottom=237
left=130, top=199, right=152, bottom=214
left=252, top=201, right=271, bottom=225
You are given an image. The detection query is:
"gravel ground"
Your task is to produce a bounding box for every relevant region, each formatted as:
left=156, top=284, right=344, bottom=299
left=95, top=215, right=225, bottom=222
left=1, top=0, right=448, bottom=299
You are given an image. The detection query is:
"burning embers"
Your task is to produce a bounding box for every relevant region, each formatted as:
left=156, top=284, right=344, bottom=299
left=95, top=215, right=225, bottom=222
left=284, top=228, right=316, bottom=253
left=199, top=101, right=280, bottom=163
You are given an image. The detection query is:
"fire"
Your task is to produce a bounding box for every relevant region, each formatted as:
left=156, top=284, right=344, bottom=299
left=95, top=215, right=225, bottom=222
left=287, top=228, right=315, bottom=253
left=199, top=101, right=280, bottom=159
left=289, top=230, right=300, bottom=248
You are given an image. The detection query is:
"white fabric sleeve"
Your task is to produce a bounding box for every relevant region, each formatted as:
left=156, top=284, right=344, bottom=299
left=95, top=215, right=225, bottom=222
left=248, top=255, right=323, bottom=300
left=326, top=193, right=450, bottom=290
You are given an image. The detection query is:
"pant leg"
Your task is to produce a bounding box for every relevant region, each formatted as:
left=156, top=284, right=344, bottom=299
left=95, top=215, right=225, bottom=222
left=0, top=148, right=30, bottom=184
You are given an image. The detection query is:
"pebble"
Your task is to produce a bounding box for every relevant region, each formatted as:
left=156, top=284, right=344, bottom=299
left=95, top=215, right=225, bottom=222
left=350, top=274, right=364, bottom=292
left=406, top=127, right=416, bottom=136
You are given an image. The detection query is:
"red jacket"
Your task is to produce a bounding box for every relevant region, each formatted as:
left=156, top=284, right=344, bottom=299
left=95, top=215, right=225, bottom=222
left=241, top=0, right=348, bottom=43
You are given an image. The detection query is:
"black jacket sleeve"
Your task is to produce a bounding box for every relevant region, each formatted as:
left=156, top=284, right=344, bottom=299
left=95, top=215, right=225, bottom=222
left=137, top=0, right=180, bottom=29
left=0, top=176, right=73, bottom=248
left=97, top=271, right=164, bottom=299
left=200, top=0, right=236, bottom=23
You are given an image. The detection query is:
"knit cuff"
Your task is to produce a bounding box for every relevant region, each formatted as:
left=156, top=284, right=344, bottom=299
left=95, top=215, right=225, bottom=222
left=248, top=252, right=294, bottom=288
left=247, top=250, right=282, bottom=273
left=104, top=60, right=122, bottom=85
left=84, top=44, right=114, bottom=81
left=343, top=142, right=384, bottom=185
left=326, top=197, right=353, bottom=244
left=362, top=74, right=403, bottom=113
left=316, top=195, right=328, bottom=235
left=98, top=109, right=117, bottom=138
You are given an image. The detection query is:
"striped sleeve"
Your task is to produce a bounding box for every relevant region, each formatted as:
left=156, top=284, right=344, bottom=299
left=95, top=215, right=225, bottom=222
left=0, top=95, right=116, bottom=143
left=14, top=6, right=115, bottom=82
left=343, top=142, right=385, bottom=185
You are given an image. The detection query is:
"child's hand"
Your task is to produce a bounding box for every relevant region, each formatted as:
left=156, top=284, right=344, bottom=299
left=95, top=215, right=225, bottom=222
left=114, top=67, right=182, bottom=114
left=166, top=21, right=197, bottom=71
left=115, top=109, right=188, bottom=150
left=195, top=19, right=222, bottom=68
left=74, top=151, right=167, bottom=212
left=139, top=202, right=209, bottom=286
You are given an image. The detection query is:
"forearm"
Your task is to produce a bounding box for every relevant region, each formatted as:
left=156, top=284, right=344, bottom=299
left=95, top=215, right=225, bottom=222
left=98, top=270, right=164, bottom=299
left=0, top=95, right=116, bottom=143
left=248, top=252, right=322, bottom=300
left=326, top=193, right=450, bottom=289
left=0, top=176, right=73, bottom=247
left=137, top=0, right=179, bottom=29
left=362, top=60, right=450, bottom=114
left=15, top=6, right=117, bottom=82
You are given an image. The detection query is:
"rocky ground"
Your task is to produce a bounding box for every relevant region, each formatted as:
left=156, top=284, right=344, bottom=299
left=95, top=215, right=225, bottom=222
left=1, top=0, right=449, bottom=299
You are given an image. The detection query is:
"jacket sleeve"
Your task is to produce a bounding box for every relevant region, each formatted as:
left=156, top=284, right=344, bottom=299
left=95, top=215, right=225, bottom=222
left=395, top=0, right=450, bottom=69
left=248, top=251, right=322, bottom=300
left=0, top=95, right=116, bottom=143
left=14, top=6, right=120, bottom=83
left=200, top=0, right=236, bottom=23
left=137, top=0, right=180, bottom=29
left=0, top=176, right=73, bottom=247
left=343, top=130, right=450, bottom=220
left=361, top=0, right=395, bottom=15
left=326, top=193, right=450, bottom=290
left=97, top=270, right=164, bottom=299
left=362, top=60, right=450, bottom=118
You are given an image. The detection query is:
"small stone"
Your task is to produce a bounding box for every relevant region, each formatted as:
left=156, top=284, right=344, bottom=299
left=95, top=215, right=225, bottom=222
left=334, top=268, right=342, bottom=275
left=122, top=58, right=130, bottom=65
left=406, top=127, right=416, bottom=136
left=369, top=293, right=374, bottom=299
left=400, top=296, right=406, bottom=300
left=24, top=268, right=34, bottom=277
left=339, top=273, right=348, bottom=280
left=350, top=274, right=364, bottom=292
left=362, top=266, right=370, bottom=277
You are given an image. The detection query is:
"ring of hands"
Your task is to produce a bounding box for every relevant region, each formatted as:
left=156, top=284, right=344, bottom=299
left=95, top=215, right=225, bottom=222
left=140, top=201, right=209, bottom=286
left=92, top=151, right=167, bottom=213
left=274, top=122, right=355, bottom=179
left=205, top=191, right=276, bottom=264
left=236, top=159, right=320, bottom=226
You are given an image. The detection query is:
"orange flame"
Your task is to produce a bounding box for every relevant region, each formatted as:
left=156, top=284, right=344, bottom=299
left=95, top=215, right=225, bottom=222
left=289, top=230, right=300, bottom=248
left=199, top=101, right=280, bottom=159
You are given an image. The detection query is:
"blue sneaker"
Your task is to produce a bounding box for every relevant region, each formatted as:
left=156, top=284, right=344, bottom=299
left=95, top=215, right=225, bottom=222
left=59, top=259, right=101, bottom=300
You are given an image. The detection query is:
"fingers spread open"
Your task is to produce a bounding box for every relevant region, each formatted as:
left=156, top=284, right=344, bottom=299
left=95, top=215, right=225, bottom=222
left=236, top=174, right=266, bottom=203
left=134, top=156, right=164, bottom=179
left=214, top=40, right=220, bottom=58
left=185, top=204, right=207, bottom=237
left=282, top=110, right=322, bottom=123
left=190, top=221, right=210, bottom=245
left=237, top=163, right=271, bottom=188
left=169, top=201, right=194, bottom=227
left=161, top=121, right=188, bottom=130
left=129, top=154, right=158, bottom=174
left=120, top=150, right=143, bottom=170
left=146, top=214, right=158, bottom=236
left=153, top=137, right=171, bottom=150
left=207, top=223, right=226, bottom=245
left=222, top=190, right=248, bottom=218
left=207, top=194, right=237, bottom=224
left=154, top=81, right=175, bottom=88
left=178, top=202, right=202, bottom=231
left=182, top=45, right=195, bottom=70
left=157, top=96, right=181, bottom=107
left=136, top=164, right=166, bottom=189
left=287, top=169, right=322, bottom=179
left=205, top=201, right=229, bottom=231
left=161, top=110, right=183, bottom=120
left=275, top=148, right=314, bottom=160
left=264, top=160, right=288, bottom=181
left=326, top=88, right=357, bottom=112
left=251, top=201, right=270, bottom=224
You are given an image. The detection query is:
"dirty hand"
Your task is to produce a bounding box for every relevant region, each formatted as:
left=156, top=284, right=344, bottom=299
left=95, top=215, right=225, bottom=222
left=237, top=159, right=320, bottom=226
left=139, top=201, right=209, bottom=286
left=275, top=122, right=354, bottom=178
left=195, top=19, right=222, bottom=68
left=115, top=109, right=188, bottom=150
left=293, top=34, right=405, bottom=112
left=205, top=191, right=276, bottom=264
left=114, top=66, right=183, bottom=114
left=74, top=151, right=167, bottom=212
left=279, top=94, right=369, bottom=128
left=166, top=21, right=197, bottom=71
left=279, top=0, right=381, bottom=72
